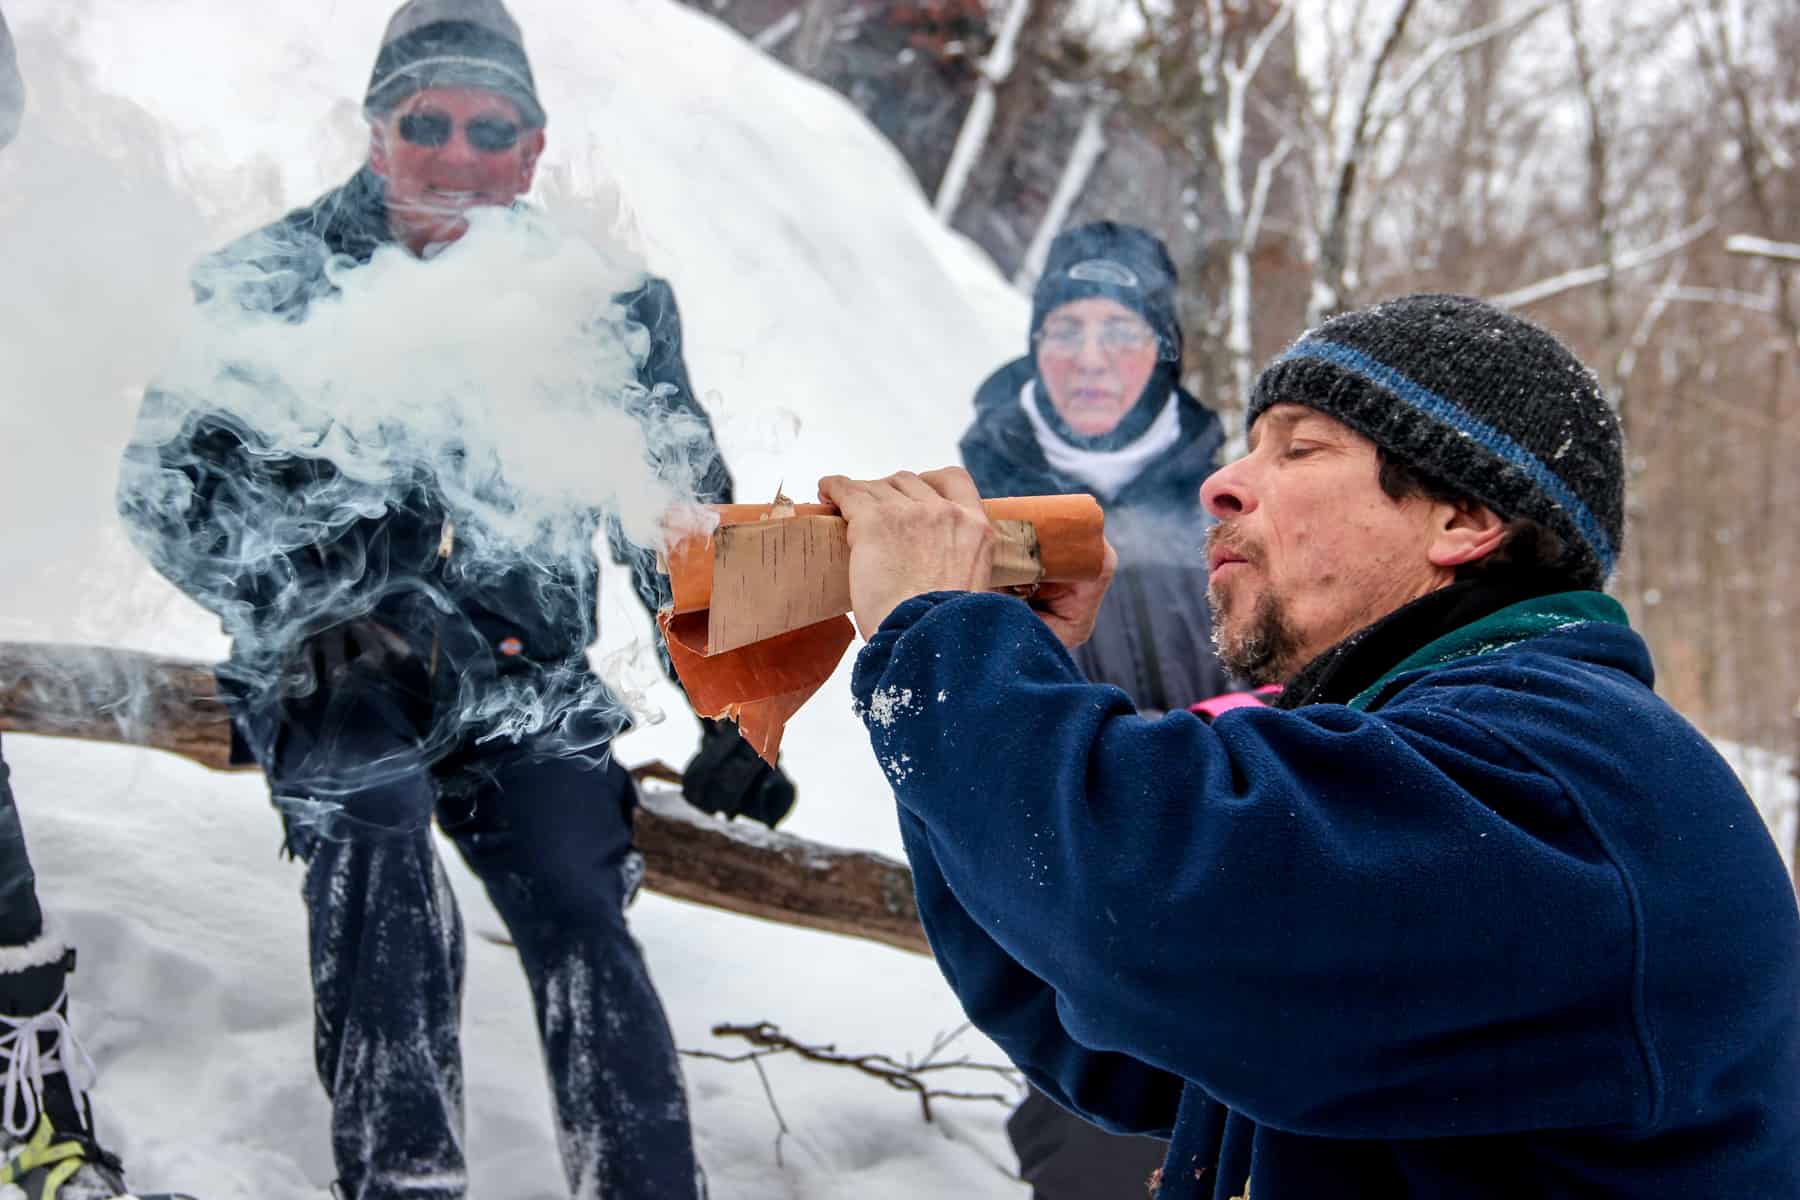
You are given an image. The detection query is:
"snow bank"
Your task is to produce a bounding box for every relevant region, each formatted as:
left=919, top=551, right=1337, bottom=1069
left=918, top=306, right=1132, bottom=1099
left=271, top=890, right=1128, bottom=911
left=0, top=0, right=1029, bottom=1194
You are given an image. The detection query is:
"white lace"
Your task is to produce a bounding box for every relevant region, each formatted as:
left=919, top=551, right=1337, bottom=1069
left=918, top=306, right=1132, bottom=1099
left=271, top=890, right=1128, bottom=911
left=0, top=984, right=99, bottom=1138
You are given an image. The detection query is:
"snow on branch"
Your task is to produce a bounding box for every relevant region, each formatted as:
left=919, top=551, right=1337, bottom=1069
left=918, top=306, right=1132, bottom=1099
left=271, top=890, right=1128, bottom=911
left=1487, top=213, right=1719, bottom=310
left=1203, top=0, right=1299, bottom=408
left=1726, top=235, right=1800, bottom=264
left=1237, top=0, right=1298, bottom=87
left=934, top=0, right=1034, bottom=222
left=1311, top=0, right=1418, bottom=323
left=1015, top=98, right=1111, bottom=286
left=1367, top=0, right=1561, bottom=147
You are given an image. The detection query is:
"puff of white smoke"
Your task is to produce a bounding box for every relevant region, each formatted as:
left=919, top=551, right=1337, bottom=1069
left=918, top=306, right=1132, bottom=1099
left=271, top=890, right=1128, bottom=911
left=151, top=205, right=710, bottom=566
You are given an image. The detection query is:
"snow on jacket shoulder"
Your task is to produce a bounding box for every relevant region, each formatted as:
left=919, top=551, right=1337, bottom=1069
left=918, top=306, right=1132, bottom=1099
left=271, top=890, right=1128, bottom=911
left=852, top=589, right=1800, bottom=1199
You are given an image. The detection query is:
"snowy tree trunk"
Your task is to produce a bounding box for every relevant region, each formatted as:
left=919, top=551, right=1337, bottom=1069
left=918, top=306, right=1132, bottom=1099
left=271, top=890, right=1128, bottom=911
left=1726, top=236, right=1800, bottom=263
left=1204, top=0, right=1295, bottom=410
left=753, top=10, right=803, bottom=54
left=1309, top=0, right=1419, bottom=326
left=934, top=0, right=1034, bottom=223
left=1013, top=99, right=1109, bottom=287
left=1307, top=0, right=1559, bottom=325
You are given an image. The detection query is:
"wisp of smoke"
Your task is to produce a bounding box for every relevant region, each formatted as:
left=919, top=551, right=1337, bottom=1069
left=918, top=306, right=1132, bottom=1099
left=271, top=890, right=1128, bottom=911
left=118, top=205, right=721, bottom=797
left=0, top=26, right=209, bottom=647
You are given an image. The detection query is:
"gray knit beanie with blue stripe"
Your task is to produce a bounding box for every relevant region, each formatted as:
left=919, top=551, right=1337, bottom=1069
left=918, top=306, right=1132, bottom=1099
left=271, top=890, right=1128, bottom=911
left=1247, top=294, right=1624, bottom=588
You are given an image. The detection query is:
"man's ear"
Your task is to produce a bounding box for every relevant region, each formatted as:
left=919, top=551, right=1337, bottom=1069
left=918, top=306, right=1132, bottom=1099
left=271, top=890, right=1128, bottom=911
left=516, top=128, right=547, bottom=190
left=368, top=124, right=391, bottom=179
left=1428, top=499, right=1508, bottom=569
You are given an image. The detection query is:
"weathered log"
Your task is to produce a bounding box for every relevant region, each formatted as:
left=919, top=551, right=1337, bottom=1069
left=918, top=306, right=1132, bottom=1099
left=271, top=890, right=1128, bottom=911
left=0, top=641, right=928, bottom=956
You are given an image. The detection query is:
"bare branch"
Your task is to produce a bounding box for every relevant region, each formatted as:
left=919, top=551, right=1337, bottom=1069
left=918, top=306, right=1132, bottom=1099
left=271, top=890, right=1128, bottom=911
left=681, top=1045, right=793, bottom=1165
left=1685, top=0, right=1800, bottom=342
left=1367, top=0, right=1561, bottom=150
left=751, top=11, right=802, bottom=53
left=934, top=0, right=1036, bottom=221
left=1245, top=134, right=1294, bottom=250
left=684, top=1022, right=1022, bottom=1125
left=1487, top=212, right=1720, bottom=310
left=1661, top=285, right=1780, bottom=313
left=1312, top=0, right=1420, bottom=322
left=1234, top=0, right=1299, bottom=89
left=1726, top=236, right=1800, bottom=264
left=1566, top=0, right=1620, bottom=339
left=1613, top=264, right=1683, bottom=399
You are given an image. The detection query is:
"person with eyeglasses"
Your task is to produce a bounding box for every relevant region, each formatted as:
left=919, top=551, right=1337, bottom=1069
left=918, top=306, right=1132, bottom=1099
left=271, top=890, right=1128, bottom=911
left=962, top=222, right=1231, bottom=716
left=114, top=2, right=790, bottom=1197
left=958, top=223, right=1234, bottom=1197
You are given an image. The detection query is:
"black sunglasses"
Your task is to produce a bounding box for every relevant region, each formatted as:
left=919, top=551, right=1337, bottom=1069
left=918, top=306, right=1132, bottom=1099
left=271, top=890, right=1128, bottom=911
left=396, top=110, right=523, bottom=153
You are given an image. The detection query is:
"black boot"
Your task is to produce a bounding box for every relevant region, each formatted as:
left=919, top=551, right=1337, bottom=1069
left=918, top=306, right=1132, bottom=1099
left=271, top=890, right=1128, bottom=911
left=0, top=937, right=133, bottom=1200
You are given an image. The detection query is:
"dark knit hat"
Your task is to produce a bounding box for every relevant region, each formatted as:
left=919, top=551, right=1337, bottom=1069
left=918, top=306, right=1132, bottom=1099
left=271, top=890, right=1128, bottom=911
left=365, top=0, right=545, bottom=129
left=1247, top=294, right=1624, bottom=586
left=1031, top=222, right=1183, bottom=365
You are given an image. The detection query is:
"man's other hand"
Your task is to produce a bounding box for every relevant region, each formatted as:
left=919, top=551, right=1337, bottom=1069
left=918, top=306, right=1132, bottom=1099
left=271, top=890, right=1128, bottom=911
left=681, top=718, right=797, bottom=829
left=816, top=468, right=996, bottom=639
left=1028, top=537, right=1117, bottom=650
left=303, top=618, right=414, bottom=684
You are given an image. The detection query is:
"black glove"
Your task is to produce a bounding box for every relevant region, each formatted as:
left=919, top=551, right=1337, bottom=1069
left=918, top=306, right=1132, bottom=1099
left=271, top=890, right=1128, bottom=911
left=681, top=718, right=797, bottom=829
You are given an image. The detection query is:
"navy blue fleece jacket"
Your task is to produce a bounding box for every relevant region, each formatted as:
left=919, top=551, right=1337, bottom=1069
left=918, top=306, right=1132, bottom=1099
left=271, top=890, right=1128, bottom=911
left=851, top=590, right=1800, bottom=1199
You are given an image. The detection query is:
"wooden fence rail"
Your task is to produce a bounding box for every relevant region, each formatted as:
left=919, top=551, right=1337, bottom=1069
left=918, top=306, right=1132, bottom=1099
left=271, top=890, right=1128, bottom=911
left=0, top=642, right=928, bottom=956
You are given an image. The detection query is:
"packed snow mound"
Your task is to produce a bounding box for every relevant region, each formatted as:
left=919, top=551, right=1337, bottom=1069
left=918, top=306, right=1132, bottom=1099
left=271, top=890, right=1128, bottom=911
left=1, top=0, right=1031, bottom=1195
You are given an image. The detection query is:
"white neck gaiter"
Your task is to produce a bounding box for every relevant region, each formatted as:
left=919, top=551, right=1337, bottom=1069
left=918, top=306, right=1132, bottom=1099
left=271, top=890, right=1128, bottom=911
left=1020, top=378, right=1182, bottom=502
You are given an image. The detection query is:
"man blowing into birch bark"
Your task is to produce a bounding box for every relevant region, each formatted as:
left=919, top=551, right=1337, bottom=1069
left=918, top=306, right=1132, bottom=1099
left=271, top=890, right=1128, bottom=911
left=819, top=294, right=1800, bottom=1199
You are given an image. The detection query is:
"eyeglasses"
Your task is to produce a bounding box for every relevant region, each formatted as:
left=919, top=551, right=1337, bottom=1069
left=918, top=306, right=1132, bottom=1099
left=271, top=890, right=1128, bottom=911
left=1035, top=320, right=1157, bottom=358
left=396, top=110, right=523, bottom=153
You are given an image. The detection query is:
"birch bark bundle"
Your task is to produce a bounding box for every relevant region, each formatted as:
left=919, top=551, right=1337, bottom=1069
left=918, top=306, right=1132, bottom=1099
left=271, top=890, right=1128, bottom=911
left=658, top=494, right=1106, bottom=762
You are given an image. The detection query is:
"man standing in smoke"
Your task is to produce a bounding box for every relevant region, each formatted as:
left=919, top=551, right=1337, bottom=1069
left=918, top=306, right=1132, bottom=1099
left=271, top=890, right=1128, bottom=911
left=0, top=11, right=185, bottom=1199
left=118, top=2, right=789, bottom=1196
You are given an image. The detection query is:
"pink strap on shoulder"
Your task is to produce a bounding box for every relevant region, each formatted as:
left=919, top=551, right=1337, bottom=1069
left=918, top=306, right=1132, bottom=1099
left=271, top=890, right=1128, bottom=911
left=1188, top=685, right=1281, bottom=720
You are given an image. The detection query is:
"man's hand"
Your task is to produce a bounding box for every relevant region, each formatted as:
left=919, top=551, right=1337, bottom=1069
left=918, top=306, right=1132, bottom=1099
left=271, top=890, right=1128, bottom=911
left=303, top=617, right=413, bottom=684
left=817, top=468, right=996, bottom=639
left=1027, top=537, right=1117, bottom=651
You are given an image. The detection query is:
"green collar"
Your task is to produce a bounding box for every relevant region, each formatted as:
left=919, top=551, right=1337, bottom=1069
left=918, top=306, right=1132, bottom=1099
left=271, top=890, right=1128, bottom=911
left=1347, top=591, right=1630, bottom=712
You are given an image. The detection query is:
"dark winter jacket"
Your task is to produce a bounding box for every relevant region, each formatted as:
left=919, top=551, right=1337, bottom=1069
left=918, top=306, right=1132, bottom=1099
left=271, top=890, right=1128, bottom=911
left=851, top=587, right=1800, bottom=1199
left=959, top=358, right=1228, bottom=712
left=119, top=167, right=731, bottom=720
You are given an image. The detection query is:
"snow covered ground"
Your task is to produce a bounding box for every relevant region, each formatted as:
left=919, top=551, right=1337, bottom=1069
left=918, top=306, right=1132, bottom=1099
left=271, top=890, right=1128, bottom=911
left=1, top=1, right=1794, bottom=1197
left=2, top=0, right=1032, bottom=1195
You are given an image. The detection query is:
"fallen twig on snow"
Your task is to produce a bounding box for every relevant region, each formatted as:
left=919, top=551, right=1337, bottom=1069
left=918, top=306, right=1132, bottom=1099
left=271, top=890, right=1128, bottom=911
left=682, top=1020, right=1022, bottom=1125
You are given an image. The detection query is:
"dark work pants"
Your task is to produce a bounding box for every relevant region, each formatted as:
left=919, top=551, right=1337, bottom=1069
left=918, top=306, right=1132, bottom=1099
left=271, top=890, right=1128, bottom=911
left=243, top=681, right=701, bottom=1200
left=0, top=734, right=47, bottom=949
left=1009, top=1086, right=1168, bottom=1200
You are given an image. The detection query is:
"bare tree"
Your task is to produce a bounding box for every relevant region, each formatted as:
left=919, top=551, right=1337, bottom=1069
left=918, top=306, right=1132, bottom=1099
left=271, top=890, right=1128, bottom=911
left=935, top=0, right=1036, bottom=221
left=1014, top=92, right=1111, bottom=285
left=1196, top=0, right=1298, bottom=409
